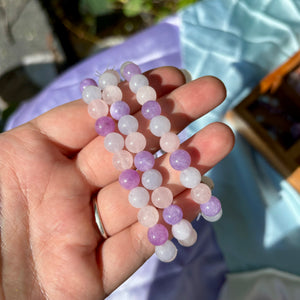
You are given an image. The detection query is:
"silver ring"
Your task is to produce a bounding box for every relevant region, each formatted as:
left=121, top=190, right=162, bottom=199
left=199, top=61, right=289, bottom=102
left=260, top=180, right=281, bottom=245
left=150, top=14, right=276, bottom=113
left=94, top=200, right=108, bottom=239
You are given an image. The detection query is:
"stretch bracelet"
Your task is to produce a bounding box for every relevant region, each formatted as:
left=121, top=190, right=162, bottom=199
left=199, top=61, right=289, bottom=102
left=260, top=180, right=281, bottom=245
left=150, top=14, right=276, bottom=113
left=80, top=62, right=222, bottom=262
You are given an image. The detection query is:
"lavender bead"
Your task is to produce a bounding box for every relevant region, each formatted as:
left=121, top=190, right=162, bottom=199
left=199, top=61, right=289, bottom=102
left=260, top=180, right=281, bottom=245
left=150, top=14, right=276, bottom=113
left=134, top=151, right=155, bottom=172
left=169, top=149, right=191, bottom=171
left=95, top=116, right=115, bottom=136
left=200, top=196, right=222, bottom=217
left=110, top=101, right=130, bottom=120
left=141, top=101, right=161, bottom=120
left=163, top=204, right=183, bottom=225
left=147, top=224, right=169, bottom=246
left=119, top=169, right=140, bottom=190
left=123, top=62, right=141, bottom=81
left=80, top=78, right=97, bottom=92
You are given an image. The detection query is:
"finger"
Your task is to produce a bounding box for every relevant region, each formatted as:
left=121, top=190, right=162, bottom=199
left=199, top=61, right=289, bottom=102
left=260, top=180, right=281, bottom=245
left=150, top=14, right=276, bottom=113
left=97, top=122, right=234, bottom=236
left=30, top=67, right=186, bottom=154
left=76, top=76, right=226, bottom=188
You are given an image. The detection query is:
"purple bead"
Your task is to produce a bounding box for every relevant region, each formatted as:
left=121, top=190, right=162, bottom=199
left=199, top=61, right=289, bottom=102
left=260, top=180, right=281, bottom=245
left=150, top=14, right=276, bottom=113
left=119, top=169, right=140, bottom=190
left=110, top=101, right=130, bottom=120
left=134, top=151, right=155, bottom=172
left=80, top=78, right=97, bottom=93
left=147, top=224, right=169, bottom=246
left=123, top=63, right=142, bottom=81
left=200, top=196, right=221, bottom=217
left=163, top=205, right=183, bottom=225
left=95, top=116, right=115, bottom=136
left=169, top=149, right=191, bottom=171
left=141, top=101, right=161, bottom=120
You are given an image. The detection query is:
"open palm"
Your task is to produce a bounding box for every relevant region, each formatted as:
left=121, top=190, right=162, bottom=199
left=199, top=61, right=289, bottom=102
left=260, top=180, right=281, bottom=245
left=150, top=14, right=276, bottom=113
left=0, top=67, right=234, bottom=299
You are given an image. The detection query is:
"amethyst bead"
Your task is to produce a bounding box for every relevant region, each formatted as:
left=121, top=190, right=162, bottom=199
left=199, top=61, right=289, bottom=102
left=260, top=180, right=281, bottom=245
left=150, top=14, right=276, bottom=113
left=147, top=224, right=169, bottom=246
left=119, top=169, right=140, bottom=190
left=163, top=204, right=183, bottom=225
left=123, top=63, right=142, bottom=81
left=80, top=78, right=97, bottom=93
left=95, top=116, right=115, bottom=136
left=169, top=149, right=191, bottom=171
left=141, top=101, right=161, bottom=120
left=134, top=151, right=155, bottom=172
left=200, top=196, right=221, bottom=217
left=110, top=101, right=130, bottom=120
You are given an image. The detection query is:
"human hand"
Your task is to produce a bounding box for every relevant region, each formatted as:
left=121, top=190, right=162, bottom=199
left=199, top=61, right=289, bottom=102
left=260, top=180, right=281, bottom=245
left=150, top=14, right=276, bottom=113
left=0, top=67, right=234, bottom=299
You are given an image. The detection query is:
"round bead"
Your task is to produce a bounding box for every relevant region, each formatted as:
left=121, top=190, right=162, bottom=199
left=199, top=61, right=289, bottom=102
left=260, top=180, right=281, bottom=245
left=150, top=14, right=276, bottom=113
left=80, top=78, right=97, bottom=93
left=98, top=71, right=119, bottom=89
left=147, top=224, right=169, bottom=246
left=104, top=132, right=124, bottom=153
left=112, top=150, right=133, bottom=171
left=128, top=187, right=150, bottom=208
left=110, top=101, right=130, bottom=120
left=180, top=167, right=201, bottom=188
left=141, top=100, right=161, bottom=120
left=125, top=132, right=146, bottom=153
left=155, top=240, right=177, bottom=263
left=87, top=99, right=109, bottom=119
left=160, top=132, right=180, bottom=153
left=142, top=169, right=163, bottom=190
left=134, top=151, right=155, bottom=172
left=200, top=196, right=222, bottom=217
left=202, top=209, right=223, bottom=222
left=149, top=115, right=171, bottom=137
left=163, top=204, right=183, bottom=225
left=119, top=169, right=140, bottom=190
left=191, top=183, right=212, bottom=204
left=178, top=228, right=197, bottom=247
left=105, top=69, right=120, bottom=83
left=82, top=86, right=102, bottom=104
left=129, top=74, right=149, bottom=93
left=138, top=205, right=159, bottom=227
left=118, top=115, right=139, bottom=135
left=122, top=62, right=142, bottom=81
left=102, top=85, right=122, bottom=105
left=169, top=149, right=191, bottom=171
left=95, top=116, right=115, bottom=136
left=151, top=187, right=173, bottom=208
left=136, top=86, right=157, bottom=105
left=171, top=219, right=193, bottom=241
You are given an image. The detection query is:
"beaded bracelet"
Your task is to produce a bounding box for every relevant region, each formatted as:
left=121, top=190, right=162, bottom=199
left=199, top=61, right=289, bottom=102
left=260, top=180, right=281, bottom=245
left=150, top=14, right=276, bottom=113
left=80, top=62, right=222, bottom=262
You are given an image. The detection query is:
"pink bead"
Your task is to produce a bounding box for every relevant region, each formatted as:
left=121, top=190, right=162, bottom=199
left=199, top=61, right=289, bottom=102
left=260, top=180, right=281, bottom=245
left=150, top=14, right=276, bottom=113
left=136, top=86, right=157, bottom=105
left=138, top=205, right=159, bottom=227
left=125, top=132, right=146, bottom=153
left=191, top=183, right=212, bottom=204
left=160, top=132, right=180, bottom=153
left=151, top=186, right=173, bottom=208
left=102, top=85, right=122, bottom=105
left=87, top=99, right=109, bottom=119
left=112, top=150, right=133, bottom=171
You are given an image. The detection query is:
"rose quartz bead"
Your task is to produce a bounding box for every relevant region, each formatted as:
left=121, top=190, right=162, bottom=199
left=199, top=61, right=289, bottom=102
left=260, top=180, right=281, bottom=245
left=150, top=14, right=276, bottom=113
left=104, top=132, right=124, bottom=153
left=136, top=86, right=157, bottom=105
left=151, top=186, right=173, bottom=208
left=178, top=228, right=197, bottom=247
left=160, top=132, right=180, bottom=153
left=138, top=205, right=159, bottom=227
left=155, top=240, right=177, bottom=262
left=191, top=183, right=212, bottom=204
left=125, top=132, right=146, bottom=153
left=102, top=85, right=122, bottom=105
left=88, top=99, right=109, bottom=119
left=112, top=150, right=133, bottom=171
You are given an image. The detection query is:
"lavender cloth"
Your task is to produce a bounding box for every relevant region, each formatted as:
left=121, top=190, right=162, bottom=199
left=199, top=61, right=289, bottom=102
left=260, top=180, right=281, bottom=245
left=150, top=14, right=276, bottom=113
left=5, top=15, right=227, bottom=300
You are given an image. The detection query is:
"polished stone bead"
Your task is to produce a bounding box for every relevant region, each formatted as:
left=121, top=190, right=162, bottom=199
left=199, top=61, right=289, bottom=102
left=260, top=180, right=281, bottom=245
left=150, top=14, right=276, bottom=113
left=134, top=151, right=155, bottom=172
left=104, top=132, right=124, bottom=153
left=171, top=219, right=193, bottom=241
left=102, top=85, right=122, bottom=105
left=155, top=240, right=177, bottom=262
left=159, top=132, right=180, bottom=153
left=169, top=149, right=191, bottom=171
left=122, top=62, right=141, bottom=81
left=119, top=169, right=140, bottom=190
left=125, top=132, right=146, bottom=153
left=149, top=115, right=171, bottom=137
left=151, top=186, right=173, bottom=208
left=80, top=78, right=97, bottom=93
left=147, top=224, right=169, bottom=246
left=82, top=86, right=102, bottom=104
left=118, top=115, right=139, bottom=135
left=136, top=86, right=157, bottom=105
left=138, top=205, right=159, bottom=227
left=178, top=228, right=197, bottom=247
left=142, top=169, right=163, bottom=190
left=95, top=116, right=115, bottom=136
left=200, top=196, right=222, bottom=217
left=128, top=187, right=150, bottom=208
left=110, top=101, right=130, bottom=120
left=163, top=204, right=183, bottom=225
left=191, top=183, right=212, bottom=204
left=112, top=150, right=133, bottom=171
left=180, top=167, right=201, bottom=188
left=98, top=71, right=119, bottom=89
left=87, top=99, right=109, bottom=119
left=129, top=74, right=149, bottom=93
left=141, top=100, right=161, bottom=120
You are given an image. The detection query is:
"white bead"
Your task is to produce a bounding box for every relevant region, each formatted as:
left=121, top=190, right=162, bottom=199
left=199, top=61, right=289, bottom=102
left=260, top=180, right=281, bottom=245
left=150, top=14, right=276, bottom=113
left=149, top=115, right=171, bottom=137
left=98, top=72, right=119, bottom=89
left=155, top=240, right=177, bottom=263
left=105, top=69, right=120, bottom=83
left=172, top=219, right=193, bottom=241
left=180, top=167, right=201, bottom=188
left=129, top=74, right=149, bottom=93
left=118, top=115, right=139, bottom=135
left=82, top=86, right=102, bottom=104
left=128, top=187, right=150, bottom=208
left=178, top=228, right=197, bottom=247
left=142, top=169, right=163, bottom=190
left=102, top=85, right=122, bottom=105
left=137, top=205, right=159, bottom=227
left=136, top=86, right=157, bottom=105
left=104, top=132, right=124, bottom=153
left=202, top=209, right=223, bottom=222
left=125, top=132, right=146, bottom=153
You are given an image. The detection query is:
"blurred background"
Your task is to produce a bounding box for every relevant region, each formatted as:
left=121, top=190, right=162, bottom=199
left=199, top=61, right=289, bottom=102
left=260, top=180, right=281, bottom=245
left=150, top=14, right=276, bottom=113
left=0, top=0, right=197, bottom=130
